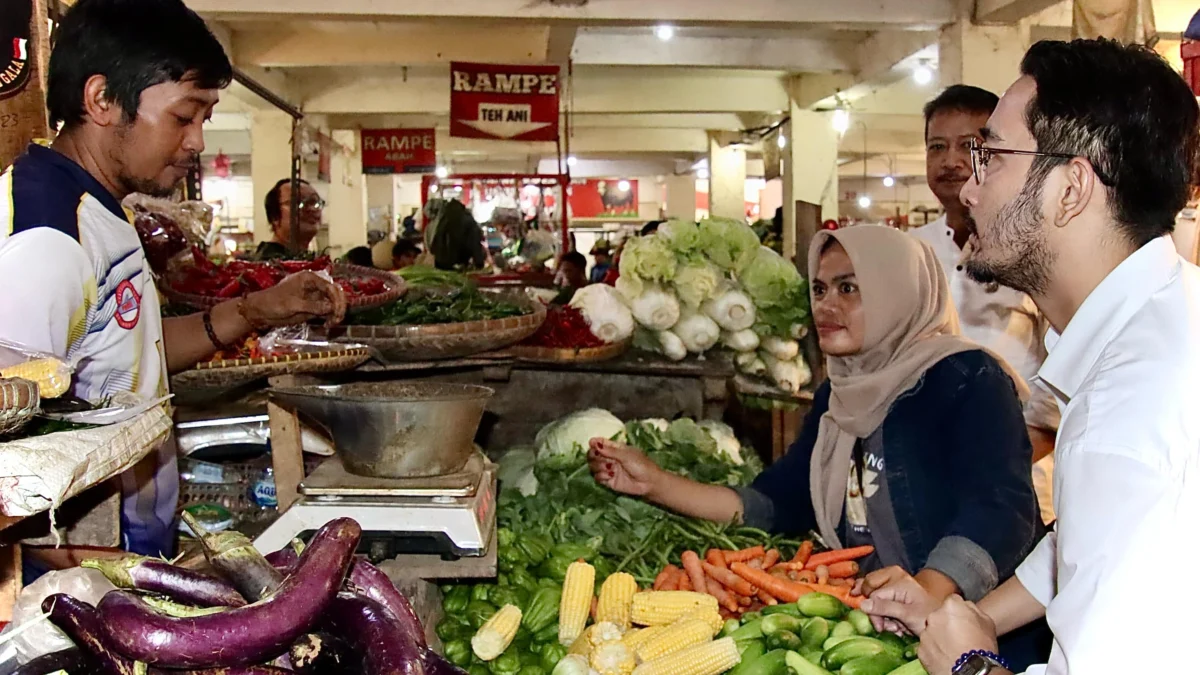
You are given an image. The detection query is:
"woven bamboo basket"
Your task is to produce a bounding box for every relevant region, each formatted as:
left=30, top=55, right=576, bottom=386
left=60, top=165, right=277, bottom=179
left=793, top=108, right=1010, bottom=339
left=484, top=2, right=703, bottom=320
left=0, top=377, right=39, bottom=436
left=170, top=347, right=371, bottom=391
left=162, top=263, right=406, bottom=311
left=510, top=338, right=631, bottom=364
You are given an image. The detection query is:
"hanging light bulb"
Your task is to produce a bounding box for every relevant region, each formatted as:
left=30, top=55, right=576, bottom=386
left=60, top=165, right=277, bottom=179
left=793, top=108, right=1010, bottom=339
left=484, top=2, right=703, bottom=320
left=654, top=25, right=675, bottom=41
left=913, top=63, right=934, bottom=86
left=777, top=134, right=787, bottom=149
left=435, top=166, right=449, bottom=179
left=882, top=175, right=895, bottom=188
left=858, top=195, right=872, bottom=209
left=696, top=167, right=710, bottom=180
left=567, top=156, right=578, bottom=167
left=831, top=107, right=851, bottom=134
left=617, top=180, right=631, bottom=192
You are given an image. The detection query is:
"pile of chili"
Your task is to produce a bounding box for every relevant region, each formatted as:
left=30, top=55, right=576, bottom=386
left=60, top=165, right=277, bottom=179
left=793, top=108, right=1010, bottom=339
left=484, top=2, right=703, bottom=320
left=521, top=304, right=604, bottom=348
left=169, top=247, right=388, bottom=299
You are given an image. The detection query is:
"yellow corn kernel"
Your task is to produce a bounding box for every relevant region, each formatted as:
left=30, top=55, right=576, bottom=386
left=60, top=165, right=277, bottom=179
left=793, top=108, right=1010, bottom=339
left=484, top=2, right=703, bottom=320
left=622, top=626, right=668, bottom=652
left=471, top=604, right=522, bottom=661
left=634, top=618, right=714, bottom=663
left=632, top=637, right=741, bottom=675
left=569, top=626, right=596, bottom=657
left=597, top=572, right=638, bottom=632
left=0, top=358, right=70, bottom=399
left=590, top=622, right=624, bottom=646
left=591, top=640, right=637, bottom=675
left=559, top=561, right=596, bottom=646
left=678, top=608, right=723, bottom=637
left=631, top=592, right=719, bottom=627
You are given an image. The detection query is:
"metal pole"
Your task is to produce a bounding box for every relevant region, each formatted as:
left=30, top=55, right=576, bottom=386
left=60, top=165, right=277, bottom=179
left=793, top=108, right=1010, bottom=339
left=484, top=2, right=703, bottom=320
left=289, top=118, right=302, bottom=254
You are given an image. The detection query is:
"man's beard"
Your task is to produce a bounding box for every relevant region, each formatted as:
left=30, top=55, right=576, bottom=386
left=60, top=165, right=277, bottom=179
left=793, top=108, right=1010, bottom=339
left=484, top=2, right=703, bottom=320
left=963, top=174, right=1055, bottom=296
left=118, top=172, right=176, bottom=198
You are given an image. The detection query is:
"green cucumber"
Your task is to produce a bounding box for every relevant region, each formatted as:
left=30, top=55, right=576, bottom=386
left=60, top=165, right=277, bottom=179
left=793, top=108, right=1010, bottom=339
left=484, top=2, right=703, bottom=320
left=741, top=612, right=763, bottom=623
left=730, top=620, right=764, bottom=642
left=784, top=649, right=834, bottom=675
left=885, top=660, right=928, bottom=675
left=822, top=635, right=854, bottom=651
left=846, top=609, right=875, bottom=636
left=737, top=640, right=766, bottom=660
left=800, top=647, right=824, bottom=666
left=821, top=637, right=889, bottom=671
left=800, top=617, right=829, bottom=649
left=761, top=603, right=802, bottom=617
left=739, top=649, right=789, bottom=675
left=761, top=614, right=805, bottom=636
left=729, top=642, right=766, bottom=675
left=875, top=632, right=907, bottom=660
left=831, top=621, right=857, bottom=639
left=795, top=593, right=847, bottom=619
left=721, top=619, right=742, bottom=638
left=839, top=653, right=904, bottom=675
left=765, top=629, right=803, bottom=651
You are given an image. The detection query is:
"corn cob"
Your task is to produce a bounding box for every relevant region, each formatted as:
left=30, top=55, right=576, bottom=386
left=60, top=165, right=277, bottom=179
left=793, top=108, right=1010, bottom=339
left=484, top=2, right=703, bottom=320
left=622, top=626, right=669, bottom=652
left=678, top=608, right=723, bottom=636
left=634, top=618, right=713, bottom=663
left=632, top=637, right=741, bottom=675
left=631, top=592, right=719, bottom=627
left=559, top=561, right=596, bottom=646
left=597, top=572, right=638, bottom=631
left=591, top=640, right=637, bottom=675
left=0, top=358, right=70, bottom=399
left=590, top=622, right=624, bottom=646
left=471, top=604, right=522, bottom=661
left=569, top=625, right=597, bottom=657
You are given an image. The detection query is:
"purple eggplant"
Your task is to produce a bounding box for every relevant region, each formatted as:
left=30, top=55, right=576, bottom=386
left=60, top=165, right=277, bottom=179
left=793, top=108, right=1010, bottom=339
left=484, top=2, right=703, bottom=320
left=82, top=555, right=246, bottom=608
left=289, top=632, right=356, bottom=675
left=347, top=559, right=427, bottom=649
left=44, top=593, right=143, bottom=675
left=326, top=592, right=426, bottom=675
left=12, top=647, right=94, bottom=675
left=98, top=518, right=361, bottom=668
left=182, top=511, right=285, bottom=602
left=265, top=539, right=304, bottom=572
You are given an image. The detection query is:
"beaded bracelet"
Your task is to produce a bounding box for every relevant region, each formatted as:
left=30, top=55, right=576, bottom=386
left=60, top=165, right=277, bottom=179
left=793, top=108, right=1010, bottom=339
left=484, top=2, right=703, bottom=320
left=953, top=649, right=1011, bottom=674
left=202, top=310, right=227, bottom=351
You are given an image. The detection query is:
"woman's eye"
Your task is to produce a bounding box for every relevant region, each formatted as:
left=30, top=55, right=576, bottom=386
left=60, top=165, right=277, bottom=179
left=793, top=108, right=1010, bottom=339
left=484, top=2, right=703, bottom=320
left=839, top=282, right=857, bottom=294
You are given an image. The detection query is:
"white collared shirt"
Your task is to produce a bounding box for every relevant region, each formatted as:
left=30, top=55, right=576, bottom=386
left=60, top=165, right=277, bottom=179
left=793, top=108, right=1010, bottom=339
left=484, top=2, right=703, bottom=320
left=1014, top=236, right=1200, bottom=675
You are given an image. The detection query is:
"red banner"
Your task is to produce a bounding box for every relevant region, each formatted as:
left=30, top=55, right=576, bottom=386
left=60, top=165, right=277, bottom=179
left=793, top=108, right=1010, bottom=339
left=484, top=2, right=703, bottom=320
left=450, top=62, right=560, bottom=142
left=361, top=128, right=437, bottom=174
left=569, top=179, right=640, bottom=220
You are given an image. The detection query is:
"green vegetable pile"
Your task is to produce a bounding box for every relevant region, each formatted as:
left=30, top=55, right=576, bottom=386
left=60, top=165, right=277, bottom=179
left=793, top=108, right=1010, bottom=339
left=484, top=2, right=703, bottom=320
left=352, top=266, right=531, bottom=326
left=719, top=594, right=925, bottom=675
left=435, top=413, right=808, bottom=675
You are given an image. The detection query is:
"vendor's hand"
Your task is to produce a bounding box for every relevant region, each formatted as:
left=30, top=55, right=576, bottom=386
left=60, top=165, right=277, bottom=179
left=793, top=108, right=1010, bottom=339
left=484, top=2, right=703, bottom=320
left=240, top=271, right=347, bottom=329
left=588, top=438, right=662, bottom=497
left=917, top=595, right=1000, bottom=675
left=860, top=567, right=940, bottom=636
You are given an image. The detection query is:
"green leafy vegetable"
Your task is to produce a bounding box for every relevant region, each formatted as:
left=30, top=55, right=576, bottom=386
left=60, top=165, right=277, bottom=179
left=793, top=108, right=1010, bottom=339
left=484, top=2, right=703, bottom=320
left=353, top=288, right=527, bottom=326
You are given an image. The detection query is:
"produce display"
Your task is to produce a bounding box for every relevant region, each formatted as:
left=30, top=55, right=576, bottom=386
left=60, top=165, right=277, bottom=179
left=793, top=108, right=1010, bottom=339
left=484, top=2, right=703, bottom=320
left=353, top=267, right=531, bottom=326
left=616, top=219, right=812, bottom=394
left=23, top=516, right=458, bottom=675
left=521, top=305, right=607, bottom=349
left=168, top=250, right=390, bottom=301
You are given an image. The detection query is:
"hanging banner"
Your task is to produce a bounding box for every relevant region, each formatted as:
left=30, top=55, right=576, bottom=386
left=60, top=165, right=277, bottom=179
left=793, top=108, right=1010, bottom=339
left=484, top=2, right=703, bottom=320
left=450, top=62, right=560, bottom=142
left=0, top=0, right=32, bottom=101
left=568, top=179, right=639, bottom=220
left=361, top=128, right=437, bottom=174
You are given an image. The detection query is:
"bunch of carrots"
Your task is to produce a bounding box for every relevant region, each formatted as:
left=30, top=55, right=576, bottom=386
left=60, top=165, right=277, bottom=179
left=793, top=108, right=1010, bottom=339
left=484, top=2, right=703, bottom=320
left=649, top=543, right=875, bottom=617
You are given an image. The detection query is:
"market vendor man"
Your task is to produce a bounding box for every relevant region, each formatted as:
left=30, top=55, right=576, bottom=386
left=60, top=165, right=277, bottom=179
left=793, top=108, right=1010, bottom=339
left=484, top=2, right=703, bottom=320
left=0, top=0, right=346, bottom=560
left=253, top=177, right=325, bottom=260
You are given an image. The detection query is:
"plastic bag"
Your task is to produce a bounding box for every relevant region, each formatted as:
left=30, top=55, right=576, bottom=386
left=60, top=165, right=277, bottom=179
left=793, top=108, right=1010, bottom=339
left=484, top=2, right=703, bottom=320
left=0, top=567, right=116, bottom=663
left=124, top=194, right=217, bottom=275
left=0, top=339, right=74, bottom=400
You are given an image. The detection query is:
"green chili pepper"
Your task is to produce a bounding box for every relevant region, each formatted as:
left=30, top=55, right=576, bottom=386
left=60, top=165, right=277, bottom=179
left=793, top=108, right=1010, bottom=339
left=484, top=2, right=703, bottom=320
left=444, top=640, right=473, bottom=668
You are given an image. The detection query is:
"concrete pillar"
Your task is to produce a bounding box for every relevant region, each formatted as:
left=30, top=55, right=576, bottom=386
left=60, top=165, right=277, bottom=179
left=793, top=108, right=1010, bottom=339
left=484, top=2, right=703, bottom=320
left=664, top=175, right=696, bottom=221
left=782, top=108, right=840, bottom=263
left=326, top=129, right=367, bottom=257
left=250, top=110, right=294, bottom=243
left=708, top=133, right=747, bottom=221
left=938, top=19, right=1031, bottom=96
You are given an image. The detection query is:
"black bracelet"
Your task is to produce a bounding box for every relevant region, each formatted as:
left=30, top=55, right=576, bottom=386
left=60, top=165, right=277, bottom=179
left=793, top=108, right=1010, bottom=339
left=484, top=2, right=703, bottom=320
left=202, top=311, right=227, bottom=351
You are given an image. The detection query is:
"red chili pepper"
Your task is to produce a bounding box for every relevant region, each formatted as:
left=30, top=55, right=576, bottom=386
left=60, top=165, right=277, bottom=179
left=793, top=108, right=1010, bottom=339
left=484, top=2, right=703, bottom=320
left=215, top=279, right=242, bottom=298
left=523, top=305, right=603, bottom=348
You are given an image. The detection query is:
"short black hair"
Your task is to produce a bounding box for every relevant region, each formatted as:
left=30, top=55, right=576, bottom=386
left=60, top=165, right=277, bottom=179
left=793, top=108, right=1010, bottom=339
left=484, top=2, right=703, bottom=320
left=561, top=252, right=587, bottom=269
left=264, top=178, right=312, bottom=226
left=48, top=0, right=232, bottom=128
left=1020, top=39, right=1199, bottom=245
left=922, top=85, right=999, bottom=140
left=640, top=220, right=664, bottom=237
left=343, top=247, right=374, bottom=268
left=393, top=239, right=421, bottom=258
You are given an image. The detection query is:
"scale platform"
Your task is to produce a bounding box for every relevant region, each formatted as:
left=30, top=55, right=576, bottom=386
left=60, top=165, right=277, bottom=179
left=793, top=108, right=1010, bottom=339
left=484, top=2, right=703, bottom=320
left=254, top=453, right=496, bottom=563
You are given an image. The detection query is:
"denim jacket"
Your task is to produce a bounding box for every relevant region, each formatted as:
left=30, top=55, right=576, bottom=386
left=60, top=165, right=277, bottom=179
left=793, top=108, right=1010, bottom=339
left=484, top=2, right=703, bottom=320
left=742, top=350, right=1044, bottom=601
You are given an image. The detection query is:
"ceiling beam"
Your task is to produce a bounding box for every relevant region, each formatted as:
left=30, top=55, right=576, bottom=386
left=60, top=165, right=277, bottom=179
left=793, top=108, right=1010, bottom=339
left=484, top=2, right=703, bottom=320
left=317, top=112, right=750, bottom=131
left=547, top=24, right=578, bottom=64
left=185, top=0, right=956, bottom=26
left=789, top=30, right=937, bottom=107
left=974, top=0, right=1062, bottom=25
left=572, top=31, right=857, bottom=71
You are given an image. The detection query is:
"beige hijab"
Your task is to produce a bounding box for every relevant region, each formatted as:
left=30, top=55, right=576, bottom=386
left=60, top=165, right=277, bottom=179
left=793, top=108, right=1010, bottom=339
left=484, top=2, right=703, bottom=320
left=806, top=225, right=1029, bottom=548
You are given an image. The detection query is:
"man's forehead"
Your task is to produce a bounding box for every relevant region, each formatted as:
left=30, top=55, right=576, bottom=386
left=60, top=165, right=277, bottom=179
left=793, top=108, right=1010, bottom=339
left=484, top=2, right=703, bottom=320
left=928, top=108, right=991, bottom=136
left=988, top=76, right=1036, bottom=140
left=147, top=78, right=220, bottom=107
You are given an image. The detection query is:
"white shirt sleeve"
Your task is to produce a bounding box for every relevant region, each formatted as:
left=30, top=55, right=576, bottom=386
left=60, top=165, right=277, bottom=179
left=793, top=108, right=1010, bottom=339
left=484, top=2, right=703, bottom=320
left=1014, top=530, right=1057, bottom=607
left=0, top=228, right=93, bottom=360
left=1023, top=380, right=1061, bottom=432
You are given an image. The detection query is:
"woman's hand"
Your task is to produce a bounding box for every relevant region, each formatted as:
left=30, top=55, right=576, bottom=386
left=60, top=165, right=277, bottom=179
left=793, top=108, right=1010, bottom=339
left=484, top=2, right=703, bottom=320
left=588, top=438, right=663, bottom=497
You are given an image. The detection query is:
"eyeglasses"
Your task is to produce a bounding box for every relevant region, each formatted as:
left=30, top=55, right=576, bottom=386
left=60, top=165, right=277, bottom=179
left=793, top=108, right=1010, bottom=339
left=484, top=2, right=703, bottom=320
left=297, top=196, right=325, bottom=211
left=969, top=137, right=1113, bottom=186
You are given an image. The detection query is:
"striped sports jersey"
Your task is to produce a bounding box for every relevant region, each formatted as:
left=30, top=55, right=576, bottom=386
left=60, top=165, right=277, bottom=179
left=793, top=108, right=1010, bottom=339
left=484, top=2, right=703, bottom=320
left=0, top=144, right=176, bottom=557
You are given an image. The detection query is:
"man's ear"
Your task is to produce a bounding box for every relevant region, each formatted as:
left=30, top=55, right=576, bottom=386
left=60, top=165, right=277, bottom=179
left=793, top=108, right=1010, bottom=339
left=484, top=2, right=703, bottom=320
left=81, top=74, right=124, bottom=127
left=1053, top=157, right=1098, bottom=228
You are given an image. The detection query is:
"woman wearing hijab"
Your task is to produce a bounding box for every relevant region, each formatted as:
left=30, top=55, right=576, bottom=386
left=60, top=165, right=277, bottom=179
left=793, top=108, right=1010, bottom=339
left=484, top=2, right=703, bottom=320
left=589, top=225, right=1044, bottom=665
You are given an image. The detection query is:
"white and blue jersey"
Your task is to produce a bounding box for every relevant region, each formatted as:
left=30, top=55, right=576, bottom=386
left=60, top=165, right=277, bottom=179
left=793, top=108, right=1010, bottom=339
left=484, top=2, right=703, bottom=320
left=0, top=143, right=175, bottom=557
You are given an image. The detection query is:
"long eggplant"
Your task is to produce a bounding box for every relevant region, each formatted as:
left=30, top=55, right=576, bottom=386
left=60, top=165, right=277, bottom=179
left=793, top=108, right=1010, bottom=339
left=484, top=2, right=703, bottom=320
left=289, top=632, right=356, bottom=675
left=325, top=592, right=425, bottom=675
left=11, top=647, right=94, bottom=675
left=346, top=559, right=427, bottom=649
left=182, top=511, right=284, bottom=602
left=98, top=517, right=361, bottom=668
left=82, top=555, right=246, bottom=608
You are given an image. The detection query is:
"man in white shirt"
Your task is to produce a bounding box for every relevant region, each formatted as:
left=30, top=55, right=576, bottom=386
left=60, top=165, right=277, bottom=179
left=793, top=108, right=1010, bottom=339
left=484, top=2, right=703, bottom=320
left=908, top=85, right=1059, bottom=524
left=861, top=39, right=1200, bottom=675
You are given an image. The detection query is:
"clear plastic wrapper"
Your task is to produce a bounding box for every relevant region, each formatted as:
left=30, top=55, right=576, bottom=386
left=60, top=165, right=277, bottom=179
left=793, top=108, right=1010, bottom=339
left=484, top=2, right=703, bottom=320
left=0, top=339, right=74, bottom=400
left=0, top=567, right=117, bottom=664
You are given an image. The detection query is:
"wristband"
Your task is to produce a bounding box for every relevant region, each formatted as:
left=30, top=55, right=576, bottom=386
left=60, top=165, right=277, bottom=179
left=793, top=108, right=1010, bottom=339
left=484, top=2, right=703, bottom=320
left=202, top=311, right=227, bottom=351
left=952, top=650, right=1010, bottom=674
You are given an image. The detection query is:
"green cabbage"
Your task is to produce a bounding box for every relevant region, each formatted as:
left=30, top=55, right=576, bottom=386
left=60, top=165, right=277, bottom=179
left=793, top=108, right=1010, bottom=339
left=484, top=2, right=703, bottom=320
left=617, top=235, right=678, bottom=298
left=698, top=217, right=761, bottom=272
left=534, top=408, right=626, bottom=468
left=672, top=260, right=722, bottom=309
left=739, top=246, right=810, bottom=339
left=657, top=220, right=703, bottom=257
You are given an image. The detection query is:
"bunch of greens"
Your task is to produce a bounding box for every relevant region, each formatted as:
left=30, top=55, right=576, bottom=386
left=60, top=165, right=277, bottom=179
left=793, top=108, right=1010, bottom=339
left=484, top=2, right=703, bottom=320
left=352, top=288, right=528, bottom=326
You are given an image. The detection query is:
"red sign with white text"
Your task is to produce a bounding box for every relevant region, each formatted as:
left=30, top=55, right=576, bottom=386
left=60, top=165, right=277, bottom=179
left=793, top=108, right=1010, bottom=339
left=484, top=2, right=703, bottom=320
left=450, top=62, right=560, bottom=142
left=569, top=179, right=640, bottom=220
left=361, top=128, right=437, bottom=174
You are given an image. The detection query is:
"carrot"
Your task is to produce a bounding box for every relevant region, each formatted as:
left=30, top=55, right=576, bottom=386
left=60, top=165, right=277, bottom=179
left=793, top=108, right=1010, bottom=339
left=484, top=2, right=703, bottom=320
left=704, top=575, right=740, bottom=612
left=795, top=570, right=816, bottom=584
left=590, top=596, right=599, bottom=619
left=725, top=546, right=766, bottom=563
left=791, top=541, right=813, bottom=565
left=678, top=573, right=693, bottom=591
left=807, top=582, right=852, bottom=600
left=756, top=590, right=778, bottom=606
left=843, top=594, right=865, bottom=609
left=826, top=561, right=859, bottom=579
left=701, top=561, right=756, bottom=597
left=772, top=562, right=805, bottom=571
left=738, top=595, right=752, bottom=607
left=705, top=549, right=727, bottom=569
left=748, top=558, right=763, bottom=570
left=815, top=565, right=829, bottom=586
left=804, top=546, right=875, bottom=570
left=762, top=549, right=781, bottom=570
left=681, top=550, right=710, bottom=595
left=652, top=568, right=671, bottom=590
left=730, top=562, right=815, bottom=603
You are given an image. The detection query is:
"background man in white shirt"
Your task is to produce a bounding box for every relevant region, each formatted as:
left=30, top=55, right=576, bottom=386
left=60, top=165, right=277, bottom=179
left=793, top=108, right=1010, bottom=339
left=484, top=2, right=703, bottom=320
left=908, top=86, right=1059, bottom=524
left=861, top=39, right=1200, bottom=675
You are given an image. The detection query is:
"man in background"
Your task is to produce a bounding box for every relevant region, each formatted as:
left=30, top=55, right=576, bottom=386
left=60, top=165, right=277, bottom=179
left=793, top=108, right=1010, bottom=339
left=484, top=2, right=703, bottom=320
left=254, top=177, right=324, bottom=259
left=589, top=240, right=613, bottom=283
left=392, top=239, right=421, bottom=270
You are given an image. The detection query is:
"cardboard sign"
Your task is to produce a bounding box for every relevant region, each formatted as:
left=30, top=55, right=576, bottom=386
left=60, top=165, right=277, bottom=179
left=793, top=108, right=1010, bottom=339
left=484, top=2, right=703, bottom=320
left=361, top=128, right=437, bottom=174
left=569, top=179, right=639, bottom=220
left=450, top=62, right=560, bottom=142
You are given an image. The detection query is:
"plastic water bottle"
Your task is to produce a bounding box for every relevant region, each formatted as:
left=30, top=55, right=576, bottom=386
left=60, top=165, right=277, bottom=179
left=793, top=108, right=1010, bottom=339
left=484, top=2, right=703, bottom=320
left=251, top=466, right=278, bottom=513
